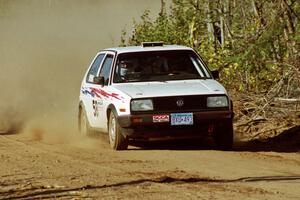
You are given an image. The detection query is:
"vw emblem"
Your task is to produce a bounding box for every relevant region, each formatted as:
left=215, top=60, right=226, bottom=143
left=176, top=99, right=184, bottom=107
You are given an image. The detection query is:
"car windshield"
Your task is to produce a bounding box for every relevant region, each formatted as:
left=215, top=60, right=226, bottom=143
left=113, top=50, right=212, bottom=83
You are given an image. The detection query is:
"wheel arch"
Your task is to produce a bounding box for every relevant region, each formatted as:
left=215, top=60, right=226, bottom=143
left=78, top=101, right=85, bottom=118
left=106, top=104, right=117, bottom=121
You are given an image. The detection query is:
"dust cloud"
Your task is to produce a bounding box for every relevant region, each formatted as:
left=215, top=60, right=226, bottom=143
left=0, top=0, right=163, bottom=141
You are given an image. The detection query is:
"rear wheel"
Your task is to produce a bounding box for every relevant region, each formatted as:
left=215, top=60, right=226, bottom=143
left=79, top=108, right=93, bottom=137
left=213, top=121, right=233, bottom=151
left=108, top=111, right=128, bottom=150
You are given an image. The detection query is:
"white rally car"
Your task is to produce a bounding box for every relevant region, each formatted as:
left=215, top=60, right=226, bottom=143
left=78, top=42, right=234, bottom=150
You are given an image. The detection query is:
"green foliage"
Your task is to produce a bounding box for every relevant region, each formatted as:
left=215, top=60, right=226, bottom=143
left=121, top=0, right=300, bottom=92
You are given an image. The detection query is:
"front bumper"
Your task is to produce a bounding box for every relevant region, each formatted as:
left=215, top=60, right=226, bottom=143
left=117, top=111, right=233, bottom=139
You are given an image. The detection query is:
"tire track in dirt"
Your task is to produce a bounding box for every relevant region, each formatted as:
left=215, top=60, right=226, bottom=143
left=2, top=174, right=300, bottom=200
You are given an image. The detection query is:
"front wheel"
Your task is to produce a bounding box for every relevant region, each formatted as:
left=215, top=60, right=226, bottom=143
left=108, top=111, right=128, bottom=150
left=213, top=121, right=233, bottom=151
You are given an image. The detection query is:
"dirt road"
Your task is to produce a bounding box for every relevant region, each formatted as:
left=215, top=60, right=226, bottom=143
left=0, top=130, right=299, bottom=200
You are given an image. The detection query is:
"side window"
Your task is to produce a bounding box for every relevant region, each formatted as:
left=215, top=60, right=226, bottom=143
left=99, top=54, right=114, bottom=85
left=86, top=53, right=105, bottom=83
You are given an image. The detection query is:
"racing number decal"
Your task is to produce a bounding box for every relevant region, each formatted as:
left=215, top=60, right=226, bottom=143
left=92, top=100, right=103, bottom=117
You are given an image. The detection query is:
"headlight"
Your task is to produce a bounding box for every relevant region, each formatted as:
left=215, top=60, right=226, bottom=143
left=131, top=99, right=153, bottom=111
left=207, top=96, right=228, bottom=107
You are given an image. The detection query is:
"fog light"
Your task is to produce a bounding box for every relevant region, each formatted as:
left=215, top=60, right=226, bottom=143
left=132, top=117, right=143, bottom=123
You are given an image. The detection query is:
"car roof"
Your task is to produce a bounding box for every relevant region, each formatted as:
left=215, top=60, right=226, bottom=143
left=103, top=45, right=194, bottom=54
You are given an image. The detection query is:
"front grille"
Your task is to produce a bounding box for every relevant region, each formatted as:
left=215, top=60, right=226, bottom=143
left=131, top=95, right=229, bottom=114
left=153, top=95, right=206, bottom=111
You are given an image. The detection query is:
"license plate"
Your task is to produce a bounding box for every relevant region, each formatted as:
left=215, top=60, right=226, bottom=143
left=171, top=113, right=193, bottom=125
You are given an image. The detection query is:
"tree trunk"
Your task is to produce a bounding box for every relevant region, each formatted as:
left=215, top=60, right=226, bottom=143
left=206, top=1, right=215, bottom=43
left=282, top=0, right=297, bottom=55
left=189, top=16, right=197, bottom=47
left=219, top=5, right=225, bottom=46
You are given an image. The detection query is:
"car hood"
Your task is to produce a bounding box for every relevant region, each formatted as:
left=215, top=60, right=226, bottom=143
left=113, top=79, right=228, bottom=99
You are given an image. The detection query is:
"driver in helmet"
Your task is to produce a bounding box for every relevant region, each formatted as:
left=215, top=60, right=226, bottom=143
left=116, top=60, right=136, bottom=82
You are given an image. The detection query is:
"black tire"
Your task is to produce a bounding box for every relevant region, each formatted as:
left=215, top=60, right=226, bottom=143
left=213, top=121, right=233, bottom=151
left=108, top=111, right=128, bottom=150
left=79, top=107, right=93, bottom=137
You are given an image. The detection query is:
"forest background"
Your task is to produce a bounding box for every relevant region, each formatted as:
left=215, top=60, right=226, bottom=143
left=121, top=0, right=300, bottom=93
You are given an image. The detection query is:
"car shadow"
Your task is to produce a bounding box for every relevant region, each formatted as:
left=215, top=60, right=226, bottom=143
left=129, top=125, right=300, bottom=152
left=234, top=125, right=300, bottom=153
left=129, top=137, right=215, bottom=151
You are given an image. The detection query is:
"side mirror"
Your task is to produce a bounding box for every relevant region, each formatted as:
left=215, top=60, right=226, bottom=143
left=93, top=76, right=105, bottom=86
left=211, top=70, right=219, bottom=79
